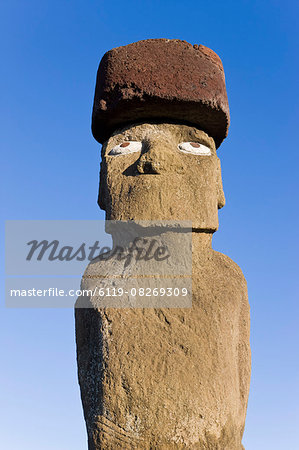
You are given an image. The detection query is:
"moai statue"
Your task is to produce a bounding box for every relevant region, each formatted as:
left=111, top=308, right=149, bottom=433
left=75, top=39, right=251, bottom=449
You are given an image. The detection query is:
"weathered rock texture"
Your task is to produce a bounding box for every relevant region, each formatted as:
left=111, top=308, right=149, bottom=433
left=76, top=234, right=250, bottom=449
left=76, top=39, right=251, bottom=449
left=99, top=123, right=225, bottom=231
left=92, top=39, right=230, bottom=148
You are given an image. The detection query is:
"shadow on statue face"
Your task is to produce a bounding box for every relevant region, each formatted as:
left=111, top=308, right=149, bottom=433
left=98, top=123, right=225, bottom=231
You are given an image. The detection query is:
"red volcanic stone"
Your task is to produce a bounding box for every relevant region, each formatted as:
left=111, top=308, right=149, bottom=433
left=92, top=39, right=230, bottom=148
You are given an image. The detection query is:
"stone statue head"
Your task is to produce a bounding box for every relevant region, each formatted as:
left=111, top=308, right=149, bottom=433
left=92, top=39, right=230, bottom=232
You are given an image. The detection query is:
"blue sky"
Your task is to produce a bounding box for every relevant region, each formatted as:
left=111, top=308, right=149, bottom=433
left=1, top=1, right=298, bottom=448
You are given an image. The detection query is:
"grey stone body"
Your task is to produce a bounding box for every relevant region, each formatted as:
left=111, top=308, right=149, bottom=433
left=76, top=234, right=250, bottom=449
left=75, top=121, right=251, bottom=448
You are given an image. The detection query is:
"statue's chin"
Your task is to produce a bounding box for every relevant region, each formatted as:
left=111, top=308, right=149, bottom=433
left=105, top=210, right=219, bottom=233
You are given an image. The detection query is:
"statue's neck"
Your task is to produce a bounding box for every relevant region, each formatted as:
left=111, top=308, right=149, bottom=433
left=109, top=229, right=214, bottom=270
left=192, top=232, right=213, bottom=268
left=192, top=231, right=213, bottom=252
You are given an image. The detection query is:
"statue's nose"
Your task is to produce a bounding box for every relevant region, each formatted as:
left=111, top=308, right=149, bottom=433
left=136, top=138, right=184, bottom=175
left=137, top=152, right=161, bottom=174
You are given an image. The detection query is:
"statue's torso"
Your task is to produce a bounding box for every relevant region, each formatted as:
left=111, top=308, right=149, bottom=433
left=75, top=248, right=251, bottom=449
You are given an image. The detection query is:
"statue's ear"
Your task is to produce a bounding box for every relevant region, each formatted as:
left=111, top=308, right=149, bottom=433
left=216, top=158, right=225, bottom=209
left=97, top=161, right=106, bottom=210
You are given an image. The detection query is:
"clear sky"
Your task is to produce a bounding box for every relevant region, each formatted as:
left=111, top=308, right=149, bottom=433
left=1, top=1, right=298, bottom=449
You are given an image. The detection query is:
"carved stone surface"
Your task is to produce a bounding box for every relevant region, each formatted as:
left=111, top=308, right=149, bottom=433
left=92, top=39, right=230, bottom=148
left=76, top=39, right=251, bottom=449
left=98, top=123, right=225, bottom=231
left=76, top=233, right=250, bottom=449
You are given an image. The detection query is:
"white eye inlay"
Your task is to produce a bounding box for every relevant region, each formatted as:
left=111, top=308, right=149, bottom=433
left=178, top=142, right=211, bottom=155
left=108, top=141, right=142, bottom=156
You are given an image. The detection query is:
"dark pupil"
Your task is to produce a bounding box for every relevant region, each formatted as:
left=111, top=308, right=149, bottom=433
left=120, top=142, right=130, bottom=148
left=190, top=142, right=200, bottom=148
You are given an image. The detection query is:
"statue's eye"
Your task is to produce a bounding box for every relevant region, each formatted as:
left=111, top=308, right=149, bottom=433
left=108, top=141, right=142, bottom=155
left=178, top=142, right=211, bottom=155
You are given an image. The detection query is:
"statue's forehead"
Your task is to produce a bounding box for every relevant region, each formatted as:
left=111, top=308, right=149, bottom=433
left=103, top=123, right=215, bottom=150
